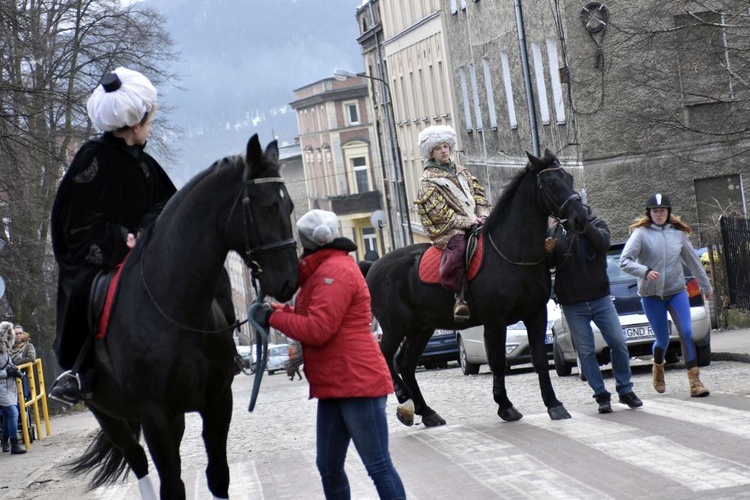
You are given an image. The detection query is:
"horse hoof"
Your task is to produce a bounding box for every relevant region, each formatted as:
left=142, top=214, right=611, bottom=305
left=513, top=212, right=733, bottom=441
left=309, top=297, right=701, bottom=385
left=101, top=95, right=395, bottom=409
left=498, top=406, right=523, bottom=422
left=396, top=400, right=415, bottom=427
left=422, top=412, right=446, bottom=427
left=548, top=405, right=571, bottom=420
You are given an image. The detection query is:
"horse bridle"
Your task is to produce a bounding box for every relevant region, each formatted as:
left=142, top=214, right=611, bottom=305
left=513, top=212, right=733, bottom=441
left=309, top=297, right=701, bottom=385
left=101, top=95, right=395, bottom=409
left=537, top=165, right=581, bottom=222
left=238, top=167, right=297, bottom=280
left=488, top=165, right=581, bottom=266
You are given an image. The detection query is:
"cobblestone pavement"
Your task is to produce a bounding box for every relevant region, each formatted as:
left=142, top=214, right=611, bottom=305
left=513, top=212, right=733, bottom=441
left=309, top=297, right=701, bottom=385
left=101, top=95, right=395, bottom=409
left=3, top=330, right=750, bottom=499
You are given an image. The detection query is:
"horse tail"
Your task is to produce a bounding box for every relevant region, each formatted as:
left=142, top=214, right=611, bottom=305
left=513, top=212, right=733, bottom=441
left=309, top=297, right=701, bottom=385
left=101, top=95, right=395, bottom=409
left=66, top=422, right=142, bottom=489
left=358, top=260, right=374, bottom=278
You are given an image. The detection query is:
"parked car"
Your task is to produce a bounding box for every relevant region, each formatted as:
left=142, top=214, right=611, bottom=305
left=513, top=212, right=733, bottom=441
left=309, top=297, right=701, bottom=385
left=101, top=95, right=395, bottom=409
left=413, top=328, right=460, bottom=370
left=456, top=300, right=561, bottom=375
left=551, top=242, right=712, bottom=377
left=236, top=344, right=254, bottom=371
left=266, top=343, right=291, bottom=375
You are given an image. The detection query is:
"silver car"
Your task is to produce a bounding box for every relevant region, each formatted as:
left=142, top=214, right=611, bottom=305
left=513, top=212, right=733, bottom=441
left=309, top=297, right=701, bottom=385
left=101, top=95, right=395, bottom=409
left=266, top=343, right=291, bottom=375
left=457, top=300, right=561, bottom=375
left=551, top=243, right=712, bottom=378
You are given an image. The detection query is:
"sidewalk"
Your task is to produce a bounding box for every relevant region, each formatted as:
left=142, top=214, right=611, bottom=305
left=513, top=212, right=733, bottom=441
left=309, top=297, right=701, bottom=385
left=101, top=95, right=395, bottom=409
left=709, top=326, right=750, bottom=363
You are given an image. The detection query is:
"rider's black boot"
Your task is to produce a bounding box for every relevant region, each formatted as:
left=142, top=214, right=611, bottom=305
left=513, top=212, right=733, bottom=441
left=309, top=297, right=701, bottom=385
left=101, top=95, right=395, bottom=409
left=49, top=371, right=82, bottom=406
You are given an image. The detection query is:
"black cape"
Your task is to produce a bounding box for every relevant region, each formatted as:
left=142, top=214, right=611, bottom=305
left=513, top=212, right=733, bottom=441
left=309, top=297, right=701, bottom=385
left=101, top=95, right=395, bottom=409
left=50, top=132, right=177, bottom=369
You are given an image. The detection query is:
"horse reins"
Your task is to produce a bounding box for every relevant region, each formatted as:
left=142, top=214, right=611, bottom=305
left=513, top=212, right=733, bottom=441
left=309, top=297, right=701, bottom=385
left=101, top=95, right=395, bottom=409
left=488, top=165, right=581, bottom=266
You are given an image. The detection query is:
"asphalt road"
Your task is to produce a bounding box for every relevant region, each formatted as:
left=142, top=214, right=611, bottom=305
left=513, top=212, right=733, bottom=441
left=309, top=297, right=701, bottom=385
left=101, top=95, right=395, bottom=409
left=3, top=332, right=750, bottom=499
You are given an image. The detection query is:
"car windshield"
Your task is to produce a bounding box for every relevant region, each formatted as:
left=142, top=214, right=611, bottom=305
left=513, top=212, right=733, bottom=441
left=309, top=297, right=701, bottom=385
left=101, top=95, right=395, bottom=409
left=269, top=346, right=288, bottom=356
left=605, top=249, right=634, bottom=285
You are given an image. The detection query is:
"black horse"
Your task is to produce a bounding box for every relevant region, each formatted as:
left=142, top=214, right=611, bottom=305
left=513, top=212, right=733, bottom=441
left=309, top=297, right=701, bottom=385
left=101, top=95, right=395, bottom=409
left=67, top=135, right=299, bottom=499
left=365, top=150, right=587, bottom=427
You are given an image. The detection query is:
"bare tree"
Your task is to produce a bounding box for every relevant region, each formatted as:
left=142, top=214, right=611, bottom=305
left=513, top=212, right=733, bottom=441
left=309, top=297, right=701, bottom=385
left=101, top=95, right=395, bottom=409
left=0, top=0, right=178, bottom=350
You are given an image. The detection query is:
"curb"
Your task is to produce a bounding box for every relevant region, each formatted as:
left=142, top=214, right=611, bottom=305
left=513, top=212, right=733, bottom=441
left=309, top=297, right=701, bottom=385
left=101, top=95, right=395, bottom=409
left=711, top=352, right=750, bottom=364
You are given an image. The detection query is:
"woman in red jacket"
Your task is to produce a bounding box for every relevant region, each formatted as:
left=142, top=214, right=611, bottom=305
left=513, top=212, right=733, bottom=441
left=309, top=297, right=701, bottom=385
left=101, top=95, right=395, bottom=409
left=254, top=209, right=405, bottom=500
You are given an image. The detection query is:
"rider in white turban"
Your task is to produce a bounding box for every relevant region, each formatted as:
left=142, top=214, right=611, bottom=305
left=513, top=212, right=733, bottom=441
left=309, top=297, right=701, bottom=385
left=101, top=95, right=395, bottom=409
left=86, top=67, right=158, bottom=132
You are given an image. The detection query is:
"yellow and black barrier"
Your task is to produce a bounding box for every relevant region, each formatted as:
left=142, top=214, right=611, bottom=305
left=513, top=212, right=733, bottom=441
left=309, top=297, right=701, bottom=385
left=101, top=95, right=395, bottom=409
left=14, top=359, right=52, bottom=450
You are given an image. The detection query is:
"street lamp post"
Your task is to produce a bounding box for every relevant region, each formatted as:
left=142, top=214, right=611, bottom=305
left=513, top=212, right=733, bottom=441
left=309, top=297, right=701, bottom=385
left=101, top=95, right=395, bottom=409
left=334, top=68, right=413, bottom=247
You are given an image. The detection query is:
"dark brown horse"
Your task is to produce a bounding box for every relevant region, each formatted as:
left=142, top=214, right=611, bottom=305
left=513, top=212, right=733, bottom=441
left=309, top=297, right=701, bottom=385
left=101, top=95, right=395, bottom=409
left=365, top=150, right=587, bottom=427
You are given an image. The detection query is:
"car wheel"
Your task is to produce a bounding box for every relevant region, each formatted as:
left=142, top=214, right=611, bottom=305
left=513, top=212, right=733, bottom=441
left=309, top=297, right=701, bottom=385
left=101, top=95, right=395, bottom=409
left=696, top=340, right=712, bottom=367
left=268, top=370, right=275, bottom=375
left=459, top=336, right=480, bottom=375
left=665, top=351, right=680, bottom=364
left=553, top=340, right=572, bottom=377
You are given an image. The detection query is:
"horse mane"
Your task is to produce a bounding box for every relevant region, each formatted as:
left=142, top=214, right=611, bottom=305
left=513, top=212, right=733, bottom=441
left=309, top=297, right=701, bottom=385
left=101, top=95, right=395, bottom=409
left=158, top=155, right=242, bottom=223
left=484, top=164, right=531, bottom=228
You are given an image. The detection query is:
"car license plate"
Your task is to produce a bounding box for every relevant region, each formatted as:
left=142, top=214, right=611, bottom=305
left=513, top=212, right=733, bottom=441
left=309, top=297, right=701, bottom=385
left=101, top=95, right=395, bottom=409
left=623, top=324, right=655, bottom=341
left=544, top=332, right=553, bottom=344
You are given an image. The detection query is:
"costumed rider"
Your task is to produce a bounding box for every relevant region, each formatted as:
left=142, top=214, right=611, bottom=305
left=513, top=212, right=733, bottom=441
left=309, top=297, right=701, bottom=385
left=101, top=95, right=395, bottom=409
left=49, top=67, right=177, bottom=405
left=414, top=125, right=491, bottom=321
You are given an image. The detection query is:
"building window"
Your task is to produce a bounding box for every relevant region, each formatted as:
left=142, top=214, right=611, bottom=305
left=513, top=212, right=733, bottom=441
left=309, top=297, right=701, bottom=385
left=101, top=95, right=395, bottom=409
left=362, top=227, right=378, bottom=258
left=545, top=38, right=566, bottom=124
left=530, top=42, right=550, bottom=125
left=450, top=0, right=457, bottom=15
left=469, top=63, right=483, bottom=131
left=352, top=156, right=370, bottom=193
left=459, top=66, right=473, bottom=131
left=500, top=51, right=517, bottom=129
left=345, top=101, right=360, bottom=125
left=482, top=58, right=498, bottom=129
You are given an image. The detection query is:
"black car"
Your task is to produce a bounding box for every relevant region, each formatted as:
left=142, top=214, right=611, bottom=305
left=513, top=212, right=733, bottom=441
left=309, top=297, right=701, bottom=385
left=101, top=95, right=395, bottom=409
left=392, top=328, right=460, bottom=370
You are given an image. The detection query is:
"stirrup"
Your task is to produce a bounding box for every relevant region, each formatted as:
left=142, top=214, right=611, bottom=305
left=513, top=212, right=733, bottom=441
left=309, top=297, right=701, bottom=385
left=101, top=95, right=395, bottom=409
left=48, top=370, right=82, bottom=406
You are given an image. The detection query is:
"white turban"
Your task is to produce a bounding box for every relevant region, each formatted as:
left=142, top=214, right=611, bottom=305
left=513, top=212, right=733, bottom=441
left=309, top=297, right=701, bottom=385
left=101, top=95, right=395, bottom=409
left=297, top=210, right=339, bottom=250
left=418, top=125, right=457, bottom=160
left=86, top=67, right=157, bottom=132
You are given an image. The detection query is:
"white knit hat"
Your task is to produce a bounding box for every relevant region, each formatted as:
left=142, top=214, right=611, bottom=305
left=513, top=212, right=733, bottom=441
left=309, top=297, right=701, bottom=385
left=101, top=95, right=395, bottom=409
left=418, top=125, right=457, bottom=159
left=86, top=67, right=157, bottom=132
left=297, top=210, right=339, bottom=250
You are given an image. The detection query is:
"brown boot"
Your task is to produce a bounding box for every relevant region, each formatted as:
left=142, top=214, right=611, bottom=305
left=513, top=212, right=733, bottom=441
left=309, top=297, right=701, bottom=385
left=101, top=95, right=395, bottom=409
left=453, top=296, right=470, bottom=322
left=652, top=362, right=666, bottom=393
left=688, top=366, right=710, bottom=397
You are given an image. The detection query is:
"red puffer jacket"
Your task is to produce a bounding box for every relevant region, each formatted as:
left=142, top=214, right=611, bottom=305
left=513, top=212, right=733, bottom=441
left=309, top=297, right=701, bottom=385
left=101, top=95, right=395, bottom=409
left=269, top=247, right=393, bottom=400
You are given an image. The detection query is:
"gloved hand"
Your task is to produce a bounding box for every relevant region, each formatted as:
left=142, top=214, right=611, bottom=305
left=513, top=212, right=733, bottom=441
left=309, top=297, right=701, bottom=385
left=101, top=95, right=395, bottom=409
left=252, top=304, right=274, bottom=330
left=6, top=367, right=24, bottom=379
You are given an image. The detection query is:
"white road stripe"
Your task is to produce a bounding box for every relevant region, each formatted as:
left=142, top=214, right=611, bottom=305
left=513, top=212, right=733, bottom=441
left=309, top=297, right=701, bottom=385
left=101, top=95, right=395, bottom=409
left=526, top=409, right=750, bottom=492
left=413, top=424, right=609, bottom=499
left=640, top=397, right=750, bottom=440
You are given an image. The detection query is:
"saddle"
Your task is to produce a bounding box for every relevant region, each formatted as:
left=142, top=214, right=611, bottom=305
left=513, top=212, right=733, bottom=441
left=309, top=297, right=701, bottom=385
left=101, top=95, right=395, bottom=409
left=418, top=229, right=484, bottom=285
left=88, top=256, right=129, bottom=340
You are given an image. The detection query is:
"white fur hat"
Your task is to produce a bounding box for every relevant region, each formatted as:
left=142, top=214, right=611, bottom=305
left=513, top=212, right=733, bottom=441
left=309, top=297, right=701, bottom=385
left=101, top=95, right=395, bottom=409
left=0, top=321, right=14, bottom=352
left=418, top=125, right=457, bottom=159
left=86, top=67, right=157, bottom=132
left=297, top=210, right=339, bottom=250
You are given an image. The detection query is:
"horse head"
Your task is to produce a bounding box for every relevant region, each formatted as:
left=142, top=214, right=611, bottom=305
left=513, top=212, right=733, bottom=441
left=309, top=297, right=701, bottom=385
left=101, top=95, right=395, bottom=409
left=228, top=134, right=299, bottom=302
left=526, top=149, right=587, bottom=234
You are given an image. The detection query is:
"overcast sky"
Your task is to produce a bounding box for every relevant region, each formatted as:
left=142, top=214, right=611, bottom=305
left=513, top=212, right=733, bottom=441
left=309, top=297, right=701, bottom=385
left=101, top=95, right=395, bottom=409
left=143, top=0, right=366, bottom=186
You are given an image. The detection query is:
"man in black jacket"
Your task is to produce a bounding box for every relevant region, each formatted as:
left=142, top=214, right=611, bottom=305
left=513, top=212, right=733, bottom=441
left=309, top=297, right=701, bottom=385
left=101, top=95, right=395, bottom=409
left=545, top=206, right=643, bottom=414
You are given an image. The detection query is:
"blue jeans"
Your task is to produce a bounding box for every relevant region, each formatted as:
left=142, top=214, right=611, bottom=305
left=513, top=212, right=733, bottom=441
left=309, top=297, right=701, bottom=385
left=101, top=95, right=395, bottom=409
left=1, top=404, right=19, bottom=441
left=562, top=295, right=633, bottom=397
left=642, top=291, right=695, bottom=366
left=316, top=396, right=405, bottom=500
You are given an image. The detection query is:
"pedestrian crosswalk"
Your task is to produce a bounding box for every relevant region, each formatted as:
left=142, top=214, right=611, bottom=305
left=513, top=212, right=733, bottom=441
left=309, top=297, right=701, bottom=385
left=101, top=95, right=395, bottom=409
left=88, top=396, right=750, bottom=499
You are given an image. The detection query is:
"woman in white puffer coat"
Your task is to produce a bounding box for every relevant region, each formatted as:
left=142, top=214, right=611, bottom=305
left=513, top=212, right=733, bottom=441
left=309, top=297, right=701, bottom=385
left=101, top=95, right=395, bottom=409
left=0, top=321, right=27, bottom=454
